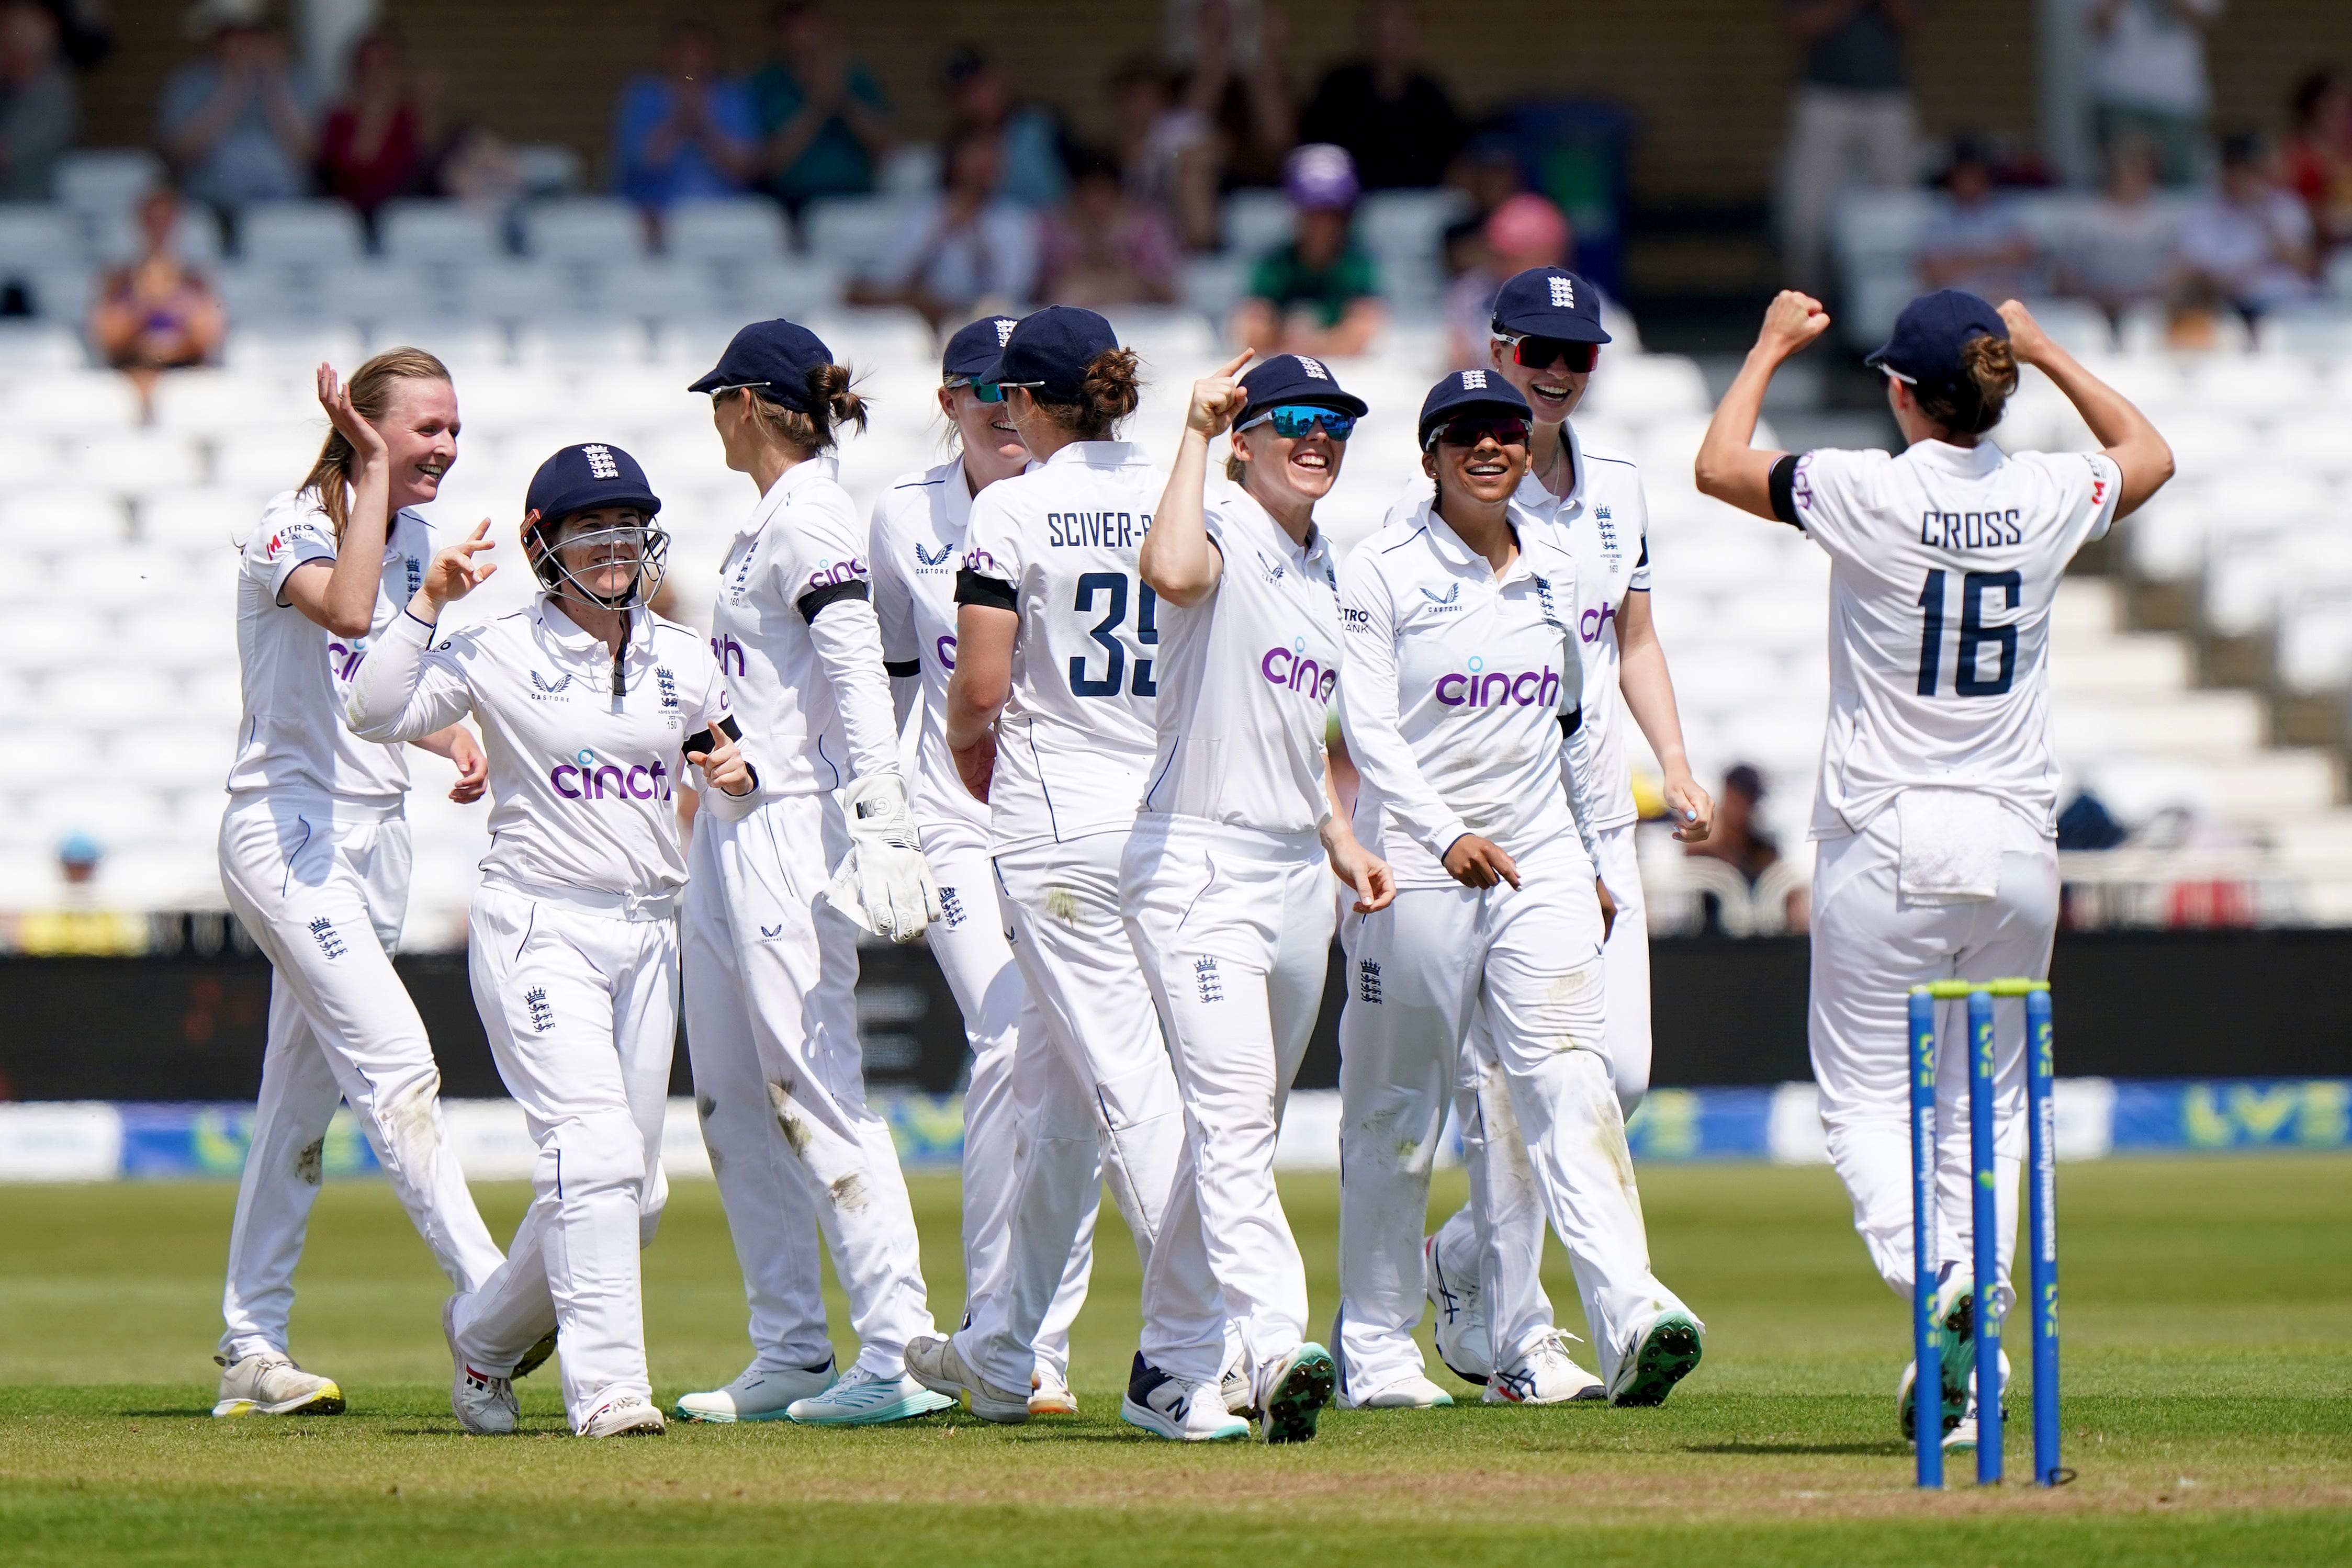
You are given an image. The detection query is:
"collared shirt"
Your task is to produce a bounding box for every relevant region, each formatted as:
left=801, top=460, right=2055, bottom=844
left=871, top=456, right=988, bottom=834
left=1337, top=499, right=1592, bottom=889
left=958, top=439, right=1166, bottom=853
left=229, top=489, right=431, bottom=803
left=1787, top=439, right=2122, bottom=839
left=347, top=592, right=740, bottom=903
left=1140, top=485, right=1341, bottom=836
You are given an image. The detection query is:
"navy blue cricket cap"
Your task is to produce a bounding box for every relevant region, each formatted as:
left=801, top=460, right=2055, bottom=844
left=1417, top=369, right=1531, bottom=449
left=943, top=315, right=1020, bottom=381
left=1237, top=353, right=1368, bottom=421
left=984, top=305, right=1119, bottom=401
left=687, top=318, right=836, bottom=411
left=526, top=442, right=662, bottom=525
left=1866, top=289, right=2008, bottom=401
left=1490, top=265, right=1612, bottom=345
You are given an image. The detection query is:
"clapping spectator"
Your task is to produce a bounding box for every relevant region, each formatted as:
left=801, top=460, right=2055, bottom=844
left=1110, top=57, right=1217, bottom=251
left=1039, top=148, right=1178, bottom=308
left=1916, top=136, right=2046, bottom=301
left=1182, top=0, right=1295, bottom=192
left=2057, top=138, right=2179, bottom=328
left=849, top=129, right=1037, bottom=330
left=2085, top=0, right=2222, bottom=186
left=614, top=18, right=758, bottom=225
left=749, top=0, right=894, bottom=215
left=157, top=0, right=316, bottom=219
left=1232, top=143, right=1383, bottom=359
left=1298, top=1, right=1465, bottom=190
left=1776, top=0, right=1925, bottom=292
left=0, top=1, right=73, bottom=202
left=2283, top=68, right=2352, bottom=260
left=90, top=186, right=225, bottom=414
left=2176, top=133, right=2318, bottom=319
left=942, top=46, right=1069, bottom=210
left=316, top=26, right=435, bottom=226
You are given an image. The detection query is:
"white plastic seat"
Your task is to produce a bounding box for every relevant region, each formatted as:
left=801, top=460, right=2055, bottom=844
left=1221, top=189, right=1293, bottom=258
left=51, top=150, right=164, bottom=225
left=222, top=321, right=368, bottom=372
left=141, top=489, right=256, bottom=554
left=1582, top=353, right=1711, bottom=425
left=522, top=198, right=647, bottom=264
left=0, top=605, right=104, bottom=673
left=512, top=144, right=584, bottom=196
left=0, top=204, right=80, bottom=270
left=92, top=203, right=223, bottom=268
left=379, top=200, right=502, bottom=265
left=6, top=370, right=141, bottom=433
left=239, top=201, right=365, bottom=267
left=801, top=195, right=924, bottom=275
left=511, top=317, right=652, bottom=368
left=667, top=197, right=789, bottom=265
left=213, top=425, right=329, bottom=495
left=370, top=317, right=509, bottom=369
left=0, top=486, right=128, bottom=547
left=0, top=319, right=87, bottom=371
left=147, top=369, right=308, bottom=435
left=0, top=431, right=64, bottom=484
left=63, top=429, right=205, bottom=494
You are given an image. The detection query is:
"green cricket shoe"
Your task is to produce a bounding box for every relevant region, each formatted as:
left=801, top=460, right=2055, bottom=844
left=1258, top=1344, right=1337, bottom=1443
left=1927, top=1270, right=1975, bottom=1438
left=1608, top=1311, right=1705, bottom=1407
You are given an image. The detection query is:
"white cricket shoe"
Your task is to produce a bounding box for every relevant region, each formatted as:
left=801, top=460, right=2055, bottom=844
left=904, top=1334, right=1029, bottom=1424
left=211, top=1351, right=344, bottom=1418
left=1220, top=1363, right=1254, bottom=1416
left=1425, top=1234, right=1491, bottom=1385
left=443, top=1297, right=517, bottom=1435
left=674, top=1358, right=837, bottom=1424
left=577, top=1396, right=665, bottom=1437
left=785, top=1365, right=955, bottom=1426
left=1486, top=1332, right=1606, bottom=1405
left=1353, top=1372, right=1455, bottom=1409
left=1029, top=1369, right=1079, bottom=1417
left=1120, top=1355, right=1247, bottom=1442
left=1607, top=1310, right=1705, bottom=1407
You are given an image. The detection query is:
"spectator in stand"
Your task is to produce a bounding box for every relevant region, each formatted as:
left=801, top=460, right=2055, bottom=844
left=1298, top=1, right=1465, bottom=189
left=2176, top=132, right=2319, bottom=320
left=6, top=832, right=146, bottom=957
left=432, top=121, right=528, bottom=230
left=1111, top=57, right=1217, bottom=252
left=1039, top=147, right=1178, bottom=308
left=1440, top=134, right=1525, bottom=277
left=0, top=1, right=72, bottom=202
left=749, top=0, right=894, bottom=215
left=1776, top=0, right=1923, bottom=292
left=849, top=128, right=1037, bottom=330
left=2085, top=0, right=2222, bottom=186
left=1444, top=194, right=1568, bottom=370
left=2056, top=138, right=2179, bottom=330
left=1684, top=765, right=1808, bottom=935
left=1232, top=143, right=1382, bottom=359
left=1181, top=0, right=1294, bottom=193
left=157, top=0, right=316, bottom=218
left=2284, top=68, right=2352, bottom=260
left=314, top=26, right=435, bottom=228
left=613, top=17, right=758, bottom=225
left=942, top=45, right=1068, bottom=210
left=90, top=186, right=225, bottom=414
left=1915, top=136, right=2047, bottom=301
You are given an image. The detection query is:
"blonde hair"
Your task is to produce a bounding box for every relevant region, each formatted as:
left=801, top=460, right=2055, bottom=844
left=298, top=346, right=452, bottom=540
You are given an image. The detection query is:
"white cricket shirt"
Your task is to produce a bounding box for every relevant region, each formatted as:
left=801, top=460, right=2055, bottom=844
left=1786, top=438, right=2121, bottom=839
left=347, top=593, right=748, bottom=905
left=871, top=457, right=987, bottom=835
left=1140, top=485, right=1342, bottom=836
left=959, top=440, right=1167, bottom=853
left=228, top=488, right=433, bottom=802
left=1337, top=499, right=1596, bottom=889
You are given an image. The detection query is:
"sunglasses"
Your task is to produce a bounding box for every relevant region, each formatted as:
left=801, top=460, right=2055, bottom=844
left=1430, top=416, right=1530, bottom=449
left=707, top=382, right=771, bottom=405
left=1240, top=404, right=1357, bottom=441
left=972, top=380, right=1043, bottom=404
left=1492, top=332, right=1599, bottom=373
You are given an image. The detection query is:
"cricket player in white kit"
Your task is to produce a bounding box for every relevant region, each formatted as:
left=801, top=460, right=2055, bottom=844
left=1124, top=350, right=1397, bottom=1443
left=1695, top=288, right=2174, bottom=1447
left=351, top=442, right=760, bottom=1438
left=906, top=307, right=1189, bottom=1425
left=1333, top=371, right=1705, bottom=1412
left=870, top=316, right=1100, bottom=1417
left=215, top=352, right=503, bottom=1418
left=673, top=320, right=951, bottom=1429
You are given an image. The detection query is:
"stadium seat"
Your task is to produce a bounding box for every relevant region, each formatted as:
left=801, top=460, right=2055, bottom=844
left=511, top=316, right=653, bottom=367
left=239, top=201, right=366, bottom=268
left=1222, top=189, right=1293, bottom=258
left=522, top=198, right=647, bottom=264
left=666, top=197, right=789, bottom=265
left=801, top=195, right=924, bottom=276
left=65, top=430, right=205, bottom=497
left=0, top=204, right=80, bottom=270
left=369, top=317, right=509, bottom=369
left=50, top=149, right=164, bottom=227
left=7, top=373, right=141, bottom=434
left=212, top=426, right=330, bottom=497
left=91, top=202, right=224, bottom=268
left=221, top=321, right=368, bottom=373
left=378, top=200, right=503, bottom=266
left=0, top=319, right=85, bottom=371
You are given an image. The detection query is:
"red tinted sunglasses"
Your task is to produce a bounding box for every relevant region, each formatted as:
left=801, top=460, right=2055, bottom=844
left=1493, top=331, right=1600, bottom=373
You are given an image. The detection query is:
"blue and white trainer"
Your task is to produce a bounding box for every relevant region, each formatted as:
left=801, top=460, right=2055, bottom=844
left=1425, top=1234, right=1491, bottom=1384
left=1257, top=1344, right=1337, bottom=1443
left=906, top=1334, right=1030, bottom=1424
left=785, top=1365, right=956, bottom=1426
left=1486, top=1331, right=1605, bottom=1405
left=1121, top=1355, right=1247, bottom=1442
left=674, top=1358, right=838, bottom=1424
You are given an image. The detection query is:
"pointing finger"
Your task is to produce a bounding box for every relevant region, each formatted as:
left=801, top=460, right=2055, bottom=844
left=1216, top=347, right=1254, bottom=379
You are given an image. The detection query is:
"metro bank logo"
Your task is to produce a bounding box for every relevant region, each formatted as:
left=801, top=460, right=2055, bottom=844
left=1435, top=661, right=1561, bottom=708
left=550, top=748, right=673, bottom=802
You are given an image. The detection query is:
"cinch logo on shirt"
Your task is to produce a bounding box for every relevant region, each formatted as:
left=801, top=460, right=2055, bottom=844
left=807, top=557, right=867, bottom=591
left=711, top=635, right=746, bottom=678
left=1579, top=602, right=1617, bottom=644
left=935, top=633, right=958, bottom=670
left=1046, top=512, right=1145, bottom=549
left=1436, top=661, right=1561, bottom=708
left=550, top=748, right=674, bottom=802
left=325, top=638, right=367, bottom=683
left=1261, top=642, right=1337, bottom=702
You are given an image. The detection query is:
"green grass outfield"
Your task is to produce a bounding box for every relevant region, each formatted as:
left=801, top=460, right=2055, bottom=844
left=2, top=1156, right=2347, bottom=1565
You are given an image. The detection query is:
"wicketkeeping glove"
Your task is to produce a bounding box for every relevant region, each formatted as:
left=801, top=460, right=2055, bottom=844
left=823, top=774, right=943, bottom=943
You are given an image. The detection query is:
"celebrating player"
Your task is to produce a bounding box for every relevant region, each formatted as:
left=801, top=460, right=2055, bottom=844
left=870, top=317, right=1100, bottom=1418
left=1123, top=350, right=1395, bottom=1443
left=673, top=320, right=951, bottom=1428
left=350, top=443, right=756, bottom=1438
left=1694, top=288, right=2173, bottom=1449
left=904, top=307, right=1194, bottom=1430
left=213, top=351, right=502, bottom=1419
left=1333, top=371, right=1705, bottom=1412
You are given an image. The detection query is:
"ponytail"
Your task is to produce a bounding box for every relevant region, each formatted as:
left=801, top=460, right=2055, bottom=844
left=1033, top=348, right=1143, bottom=441
left=297, top=346, right=452, bottom=541
left=740, top=363, right=868, bottom=455
left=1919, top=334, right=2018, bottom=437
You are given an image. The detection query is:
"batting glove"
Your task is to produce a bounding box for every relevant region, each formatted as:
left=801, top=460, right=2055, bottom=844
left=824, top=774, right=943, bottom=943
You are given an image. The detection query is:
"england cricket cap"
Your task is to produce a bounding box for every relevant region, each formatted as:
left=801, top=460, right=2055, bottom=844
left=1416, top=369, right=1532, bottom=449
left=983, top=305, right=1119, bottom=402
left=526, top=442, right=662, bottom=525
left=1237, top=353, right=1369, bottom=420
left=943, top=315, right=1021, bottom=381
left=687, top=318, right=836, bottom=411
left=1490, top=265, right=1612, bottom=344
left=1866, top=289, right=2008, bottom=403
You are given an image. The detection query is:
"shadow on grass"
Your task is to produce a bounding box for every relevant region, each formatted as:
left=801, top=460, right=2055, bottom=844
left=1682, top=1441, right=1914, bottom=1457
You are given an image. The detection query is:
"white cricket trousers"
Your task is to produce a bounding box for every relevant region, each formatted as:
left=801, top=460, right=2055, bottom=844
left=926, top=826, right=1097, bottom=1384
left=216, top=792, right=502, bottom=1361
left=1335, top=839, right=1689, bottom=1399
left=684, top=791, right=936, bottom=1380
left=1123, top=816, right=1335, bottom=1393
left=951, top=827, right=1185, bottom=1395
left=1809, top=808, right=2058, bottom=1314
left=452, top=883, right=677, bottom=1430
